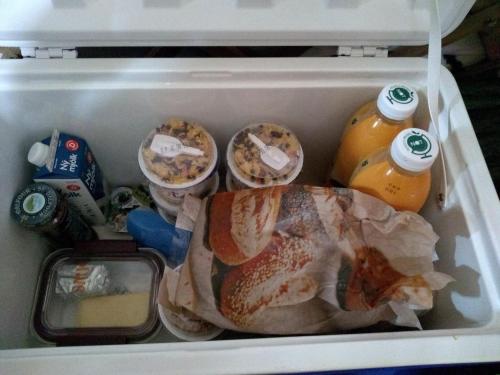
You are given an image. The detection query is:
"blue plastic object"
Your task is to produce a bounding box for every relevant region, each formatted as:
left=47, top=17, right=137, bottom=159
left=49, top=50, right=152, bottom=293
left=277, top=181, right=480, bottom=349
left=126, top=208, right=192, bottom=267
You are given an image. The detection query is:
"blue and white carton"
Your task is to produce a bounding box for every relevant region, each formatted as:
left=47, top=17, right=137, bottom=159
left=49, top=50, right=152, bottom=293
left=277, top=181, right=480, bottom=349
left=28, top=129, right=108, bottom=225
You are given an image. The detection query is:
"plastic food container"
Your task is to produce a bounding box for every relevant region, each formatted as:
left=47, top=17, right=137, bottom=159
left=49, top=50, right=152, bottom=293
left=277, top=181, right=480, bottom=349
left=226, top=123, right=303, bottom=189
left=149, top=173, right=219, bottom=222
left=138, top=119, right=218, bottom=202
left=32, top=241, right=165, bottom=345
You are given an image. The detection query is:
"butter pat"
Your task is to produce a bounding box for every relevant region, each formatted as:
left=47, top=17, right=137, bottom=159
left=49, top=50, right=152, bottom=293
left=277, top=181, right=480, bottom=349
left=77, top=292, right=150, bottom=328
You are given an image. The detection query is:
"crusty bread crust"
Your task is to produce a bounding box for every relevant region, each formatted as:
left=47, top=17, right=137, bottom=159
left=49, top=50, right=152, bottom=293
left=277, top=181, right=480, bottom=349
left=219, top=235, right=317, bottom=327
left=209, top=187, right=281, bottom=265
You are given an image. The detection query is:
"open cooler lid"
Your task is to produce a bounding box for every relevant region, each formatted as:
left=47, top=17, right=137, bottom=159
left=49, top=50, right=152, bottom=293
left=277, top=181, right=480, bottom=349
left=0, top=0, right=474, bottom=48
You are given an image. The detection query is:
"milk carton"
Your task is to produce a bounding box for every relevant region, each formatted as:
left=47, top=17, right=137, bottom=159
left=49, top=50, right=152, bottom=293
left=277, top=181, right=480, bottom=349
left=28, top=129, right=108, bottom=224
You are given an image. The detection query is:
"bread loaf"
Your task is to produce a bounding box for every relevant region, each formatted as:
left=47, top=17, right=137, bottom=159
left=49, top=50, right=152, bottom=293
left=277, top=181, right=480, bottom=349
left=219, top=235, right=318, bottom=327
left=209, top=187, right=281, bottom=265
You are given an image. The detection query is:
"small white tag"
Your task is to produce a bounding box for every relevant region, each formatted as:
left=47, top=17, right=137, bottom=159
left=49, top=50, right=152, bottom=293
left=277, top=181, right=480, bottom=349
left=182, top=194, right=202, bottom=222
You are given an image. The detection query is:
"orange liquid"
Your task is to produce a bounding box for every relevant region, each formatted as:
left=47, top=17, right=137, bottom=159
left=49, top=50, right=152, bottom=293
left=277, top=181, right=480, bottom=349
left=330, top=101, right=413, bottom=186
left=349, top=151, right=431, bottom=212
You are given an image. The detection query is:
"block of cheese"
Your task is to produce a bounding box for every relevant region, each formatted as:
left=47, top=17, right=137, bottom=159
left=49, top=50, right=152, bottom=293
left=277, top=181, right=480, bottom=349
left=77, top=292, right=150, bottom=328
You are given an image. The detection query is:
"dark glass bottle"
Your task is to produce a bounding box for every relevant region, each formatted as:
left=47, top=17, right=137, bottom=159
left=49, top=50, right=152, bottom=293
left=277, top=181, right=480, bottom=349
left=11, top=183, right=95, bottom=246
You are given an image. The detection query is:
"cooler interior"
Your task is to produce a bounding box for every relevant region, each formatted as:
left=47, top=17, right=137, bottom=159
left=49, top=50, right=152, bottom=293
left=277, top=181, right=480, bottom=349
left=0, top=58, right=495, bottom=350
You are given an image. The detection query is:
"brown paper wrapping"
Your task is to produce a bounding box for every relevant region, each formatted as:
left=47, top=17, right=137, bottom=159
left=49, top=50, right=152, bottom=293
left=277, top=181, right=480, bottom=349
left=160, top=185, right=452, bottom=334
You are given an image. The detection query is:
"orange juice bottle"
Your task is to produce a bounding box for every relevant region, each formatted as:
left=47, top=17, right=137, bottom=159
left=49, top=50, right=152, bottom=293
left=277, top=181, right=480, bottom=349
left=330, top=83, right=419, bottom=186
left=349, top=128, right=438, bottom=212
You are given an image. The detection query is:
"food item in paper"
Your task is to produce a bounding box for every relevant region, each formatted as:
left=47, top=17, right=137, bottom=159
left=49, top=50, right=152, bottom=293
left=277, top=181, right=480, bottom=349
left=227, top=123, right=303, bottom=188
left=107, top=186, right=153, bottom=232
left=11, top=183, right=95, bottom=245
left=209, top=187, right=282, bottom=265
left=28, top=129, right=108, bottom=224
left=349, top=128, right=438, bottom=212
left=76, top=292, right=150, bottom=327
left=337, top=246, right=432, bottom=311
left=139, top=118, right=217, bottom=188
left=163, top=185, right=452, bottom=334
left=55, top=263, right=110, bottom=298
left=219, top=236, right=319, bottom=327
left=330, top=84, right=418, bottom=186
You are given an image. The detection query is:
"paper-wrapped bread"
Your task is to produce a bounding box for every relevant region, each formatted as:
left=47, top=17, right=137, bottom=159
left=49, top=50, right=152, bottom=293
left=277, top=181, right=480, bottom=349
left=160, top=185, right=452, bottom=334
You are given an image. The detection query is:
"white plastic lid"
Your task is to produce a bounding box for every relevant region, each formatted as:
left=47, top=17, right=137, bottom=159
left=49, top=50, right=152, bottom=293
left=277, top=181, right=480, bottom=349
left=0, top=1, right=473, bottom=48
left=377, top=84, right=419, bottom=121
left=138, top=119, right=217, bottom=190
left=27, top=142, right=50, bottom=167
left=390, top=128, right=438, bottom=173
left=227, top=123, right=303, bottom=189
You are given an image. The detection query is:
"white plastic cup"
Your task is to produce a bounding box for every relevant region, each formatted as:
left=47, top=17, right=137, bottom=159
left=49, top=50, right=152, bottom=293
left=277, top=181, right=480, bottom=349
left=149, top=173, right=219, bottom=220
left=138, top=119, right=218, bottom=195
left=158, top=304, right=223, bottom=342
left=226, top=123, right=304, bottom=190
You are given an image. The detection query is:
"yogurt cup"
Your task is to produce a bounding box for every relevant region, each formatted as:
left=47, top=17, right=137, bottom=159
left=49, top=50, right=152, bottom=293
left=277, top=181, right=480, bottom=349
left=149, top=170, right=219, bottom=206
left=138, top=118, right=218, bottom=192
left=226, top=123, right=303, bottom=189
left=150, top=173, right=219, bottom=221
left=158, top=303, right=223, bottom=342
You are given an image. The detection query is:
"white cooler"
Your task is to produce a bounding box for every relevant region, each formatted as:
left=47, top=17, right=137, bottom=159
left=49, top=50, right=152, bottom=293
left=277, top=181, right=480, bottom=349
left=1, top=1, right=499, bottom=373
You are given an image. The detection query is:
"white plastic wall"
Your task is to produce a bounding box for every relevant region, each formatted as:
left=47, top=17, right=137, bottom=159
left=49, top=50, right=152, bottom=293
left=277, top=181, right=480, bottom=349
left=0, top=58, right=498, bottom=353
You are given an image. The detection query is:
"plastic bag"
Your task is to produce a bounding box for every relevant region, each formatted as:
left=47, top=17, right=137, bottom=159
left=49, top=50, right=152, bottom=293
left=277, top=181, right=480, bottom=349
left=160, top=185, right=452, bottom=334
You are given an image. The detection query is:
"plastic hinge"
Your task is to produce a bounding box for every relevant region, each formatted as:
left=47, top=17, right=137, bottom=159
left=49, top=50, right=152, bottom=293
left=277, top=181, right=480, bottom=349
left=338, top=46, right=388, bottom=57
left=20, top=47, right=77, bottom=59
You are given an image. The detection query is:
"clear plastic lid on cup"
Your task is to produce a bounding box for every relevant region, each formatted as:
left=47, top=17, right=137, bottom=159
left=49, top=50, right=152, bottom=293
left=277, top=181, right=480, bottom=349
left=138, top=119, right=218, bottom=190
left=227, top=123, right=303, bottom=188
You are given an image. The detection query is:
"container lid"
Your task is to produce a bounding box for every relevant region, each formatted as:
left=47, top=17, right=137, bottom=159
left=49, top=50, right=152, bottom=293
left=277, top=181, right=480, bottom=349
left=11, top=183, right=59, bottom=228
left=390, top=128, right=438, bottom=173
left=376, top=83, right=419, bottom=121
left=138, top=119, right=217, bottom=190
left=0, top=1, right=474, bottom=48
left=33, top=241, right=164, bottom=345
left=227, top=123, right=303, bottom=188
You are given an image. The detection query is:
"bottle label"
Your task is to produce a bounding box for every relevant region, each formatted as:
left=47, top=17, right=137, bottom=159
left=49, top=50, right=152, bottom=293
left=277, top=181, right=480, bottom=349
left=405, top=131, right=433, bottom=159
left=387, top=86, right=414, bottom=105
left=22, top=193, right=46, bottom=214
